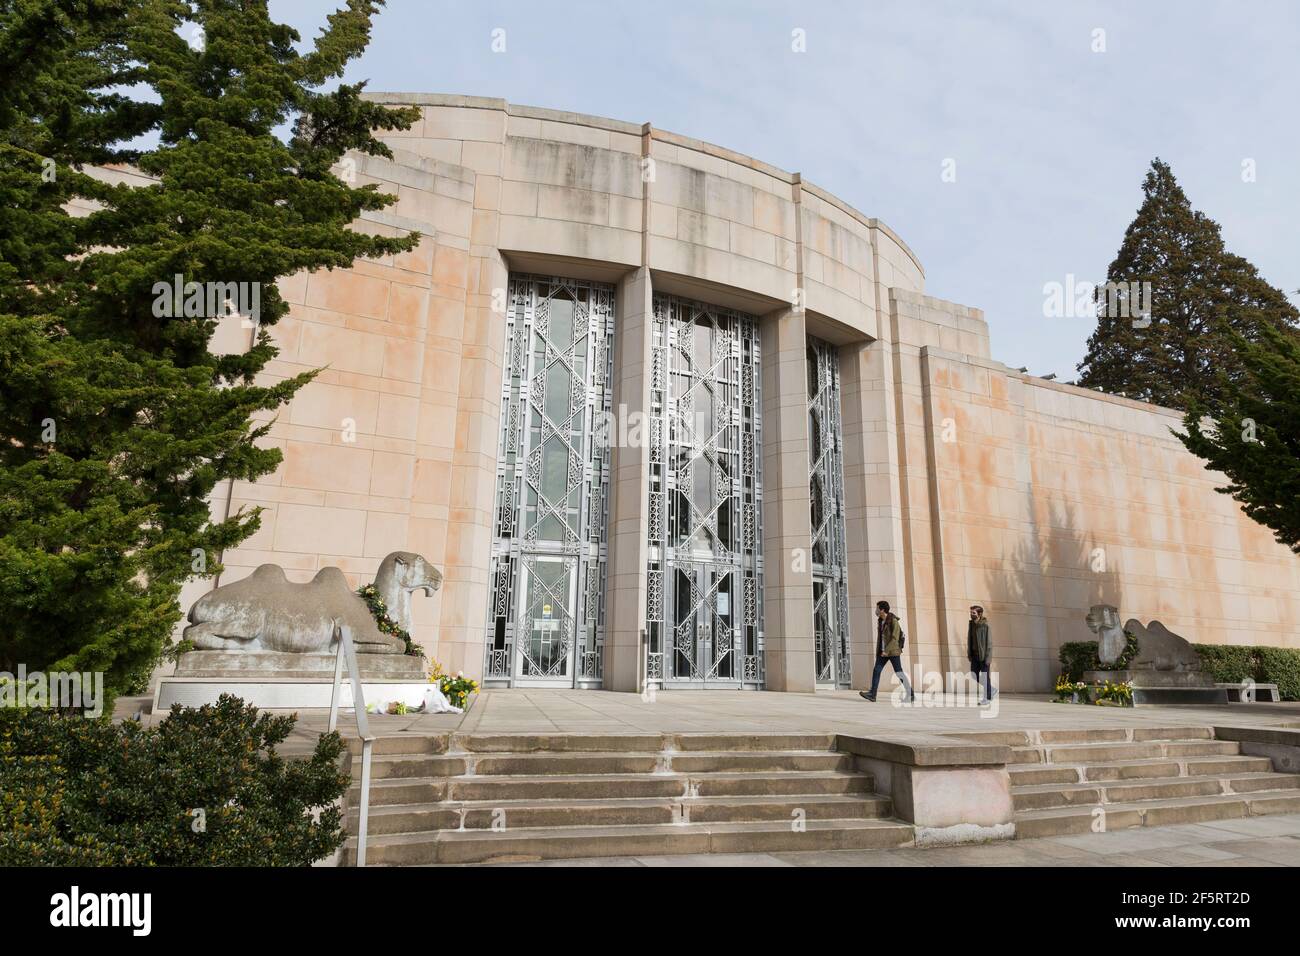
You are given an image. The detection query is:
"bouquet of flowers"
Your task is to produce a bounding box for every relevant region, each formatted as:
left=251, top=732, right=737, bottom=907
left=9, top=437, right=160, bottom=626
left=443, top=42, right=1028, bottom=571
left=1054, top=674, right=1090, bottom=703
left=429, top=660, right=479, bottom=710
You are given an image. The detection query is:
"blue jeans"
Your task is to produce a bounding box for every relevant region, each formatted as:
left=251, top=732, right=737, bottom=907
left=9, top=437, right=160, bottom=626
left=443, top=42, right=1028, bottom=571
left=971, top=661, right=992, bottom=700
left=869, top=655, right=912, bottom=699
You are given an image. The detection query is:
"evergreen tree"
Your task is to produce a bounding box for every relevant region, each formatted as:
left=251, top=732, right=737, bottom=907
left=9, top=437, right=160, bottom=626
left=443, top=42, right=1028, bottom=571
left=0, top=0, right=419, bottom=697
left=1076, top=158, right=1299, bottom=410
left=1180, top=320, right=1300, bottom=553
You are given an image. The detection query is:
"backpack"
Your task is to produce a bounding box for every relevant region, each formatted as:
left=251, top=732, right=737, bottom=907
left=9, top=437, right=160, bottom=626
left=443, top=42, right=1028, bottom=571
left=898, top=621, right=906, bottom=652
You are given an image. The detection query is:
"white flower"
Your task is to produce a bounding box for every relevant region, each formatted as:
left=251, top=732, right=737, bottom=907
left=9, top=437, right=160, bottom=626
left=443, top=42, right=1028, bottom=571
left=457, top=670, right=464, bottom=678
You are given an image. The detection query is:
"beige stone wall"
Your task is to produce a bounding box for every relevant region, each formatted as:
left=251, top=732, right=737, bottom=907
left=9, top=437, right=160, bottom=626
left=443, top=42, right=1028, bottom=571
left=145, top=93, right=1299, bottom=692
left=888, top=290, right=1300, bottom=691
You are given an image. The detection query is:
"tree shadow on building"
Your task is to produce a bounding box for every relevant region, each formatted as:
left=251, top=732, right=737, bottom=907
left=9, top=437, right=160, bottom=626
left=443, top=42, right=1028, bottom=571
left=982, top=496, right=1123, bottom=691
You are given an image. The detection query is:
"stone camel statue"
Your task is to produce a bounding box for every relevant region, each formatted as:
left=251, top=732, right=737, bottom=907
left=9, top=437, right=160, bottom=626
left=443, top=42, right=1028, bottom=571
left=184, top=551, right=442, bottom=655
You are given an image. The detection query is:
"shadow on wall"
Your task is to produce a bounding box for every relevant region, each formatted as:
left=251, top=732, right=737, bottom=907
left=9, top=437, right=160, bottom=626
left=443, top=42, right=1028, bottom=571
left=984, top=497, right=1123, bottom=691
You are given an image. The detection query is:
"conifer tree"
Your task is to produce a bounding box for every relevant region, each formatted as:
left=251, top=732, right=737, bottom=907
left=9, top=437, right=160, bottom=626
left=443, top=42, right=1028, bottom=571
left=0, top=0, right=418, bottom=696
left=1180, top=321, right=1300, bottom=553
left=1076, top=158, right=1299, bottom=410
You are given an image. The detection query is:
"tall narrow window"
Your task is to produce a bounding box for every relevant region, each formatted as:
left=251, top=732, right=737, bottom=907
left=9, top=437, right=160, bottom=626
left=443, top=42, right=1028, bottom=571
left=646, top=294, right=764, bottom=688
left=808, top=336, right=850, bottom=688
left=483, top=275, right=613, bottom=687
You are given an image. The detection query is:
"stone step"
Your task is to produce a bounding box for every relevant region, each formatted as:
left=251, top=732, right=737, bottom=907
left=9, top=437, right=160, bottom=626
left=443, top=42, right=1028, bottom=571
left=1014, top=789, right=1300, bottom=839
left=1012, top=771, right=1300, bottom=811
left=366, top=754, right=468, bottom=780
left=350, top=769, right=876, bottom=804
left=949, top=726, right=1215, bottom=750
left=1012, top=739, right=1239, bottom=766
left=345, top=734, right=449, bottom=756
left=450, top=734, right=664, bottom=754
left=445, top=732, right=839, bottom=753
left=348, top=792, right=893, bottom=835
left=667, top=734, right=839, bottom=752
left=1131, top=726, right=1216, bottom=742
left=357, top=776, right=449, bottom=806
left=358, top=749, right=855, bottom=781
left=946, top=731, right=1032, bottom=747
left=1037, top=728, right=1133, bottom=744
left=343, top=818, right=915, bottom=865
left=1007, top=754, right=1274, bottom=787
left=1035, top=726, right=1216, bottom=744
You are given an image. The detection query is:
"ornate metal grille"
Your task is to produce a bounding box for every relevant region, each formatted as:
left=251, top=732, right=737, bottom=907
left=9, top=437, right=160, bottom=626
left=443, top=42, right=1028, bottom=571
left=483, top=275, right=614, bottom=686
left=808, top=336, right=851, bottom=687
left=646, top=294, right=764, bottom=687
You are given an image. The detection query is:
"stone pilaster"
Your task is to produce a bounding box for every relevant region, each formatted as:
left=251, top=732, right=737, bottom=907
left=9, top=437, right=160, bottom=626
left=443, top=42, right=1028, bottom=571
left=759, top=306, right=816, bottom=691
left=603, top=267, right=653, bottom=691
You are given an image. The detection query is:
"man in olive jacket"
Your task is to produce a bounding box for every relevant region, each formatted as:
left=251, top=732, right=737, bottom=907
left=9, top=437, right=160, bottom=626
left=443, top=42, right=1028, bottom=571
left=859, top=601, right=914, bottom=703
left=968, top=605, right=993, bottom=703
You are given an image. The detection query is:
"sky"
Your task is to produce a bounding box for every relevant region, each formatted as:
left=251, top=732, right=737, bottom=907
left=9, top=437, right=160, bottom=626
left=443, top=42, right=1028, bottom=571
left=270, top=0, right=1300, bottom=380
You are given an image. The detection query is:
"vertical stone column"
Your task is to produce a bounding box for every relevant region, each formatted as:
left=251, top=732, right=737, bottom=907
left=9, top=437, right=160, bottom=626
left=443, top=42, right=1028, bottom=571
left=604, top=267, right=653, bottom=692
left=841, top=337, right=913, bottom=689
left=759, top=306, right=816, bottom=691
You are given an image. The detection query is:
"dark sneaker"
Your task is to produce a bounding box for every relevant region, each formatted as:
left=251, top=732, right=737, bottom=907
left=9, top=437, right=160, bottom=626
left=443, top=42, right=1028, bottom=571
left=858, top=691, right=875, bottom=702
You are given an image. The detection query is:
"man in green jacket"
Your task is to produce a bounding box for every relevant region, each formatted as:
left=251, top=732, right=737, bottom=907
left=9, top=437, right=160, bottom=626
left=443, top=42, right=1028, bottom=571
left=968, top=605, right=993, bottom=703
left=859, top=601, right=914, bottom=703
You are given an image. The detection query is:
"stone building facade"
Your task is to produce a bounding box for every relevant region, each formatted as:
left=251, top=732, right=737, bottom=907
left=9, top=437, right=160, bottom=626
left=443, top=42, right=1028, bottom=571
left=178, top=93, right=1300, bottom=694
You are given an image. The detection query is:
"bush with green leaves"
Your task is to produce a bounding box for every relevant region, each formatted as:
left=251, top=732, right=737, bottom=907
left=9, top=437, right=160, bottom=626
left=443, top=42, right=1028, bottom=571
left=1194, top=644, right=1300, bottom=700
left=0, top=694, right=348, bottom=865
left=1057, top=631, right=1140, bottom=682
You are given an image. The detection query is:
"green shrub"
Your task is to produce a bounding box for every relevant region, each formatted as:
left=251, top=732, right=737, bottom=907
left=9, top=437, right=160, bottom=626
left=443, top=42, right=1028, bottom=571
left=1192, top=644, right=1300, bottom=701
left=0, top=694, right=348, bottom=865
left=1253, top=647, right=1300, bottom=701
left=1192, top=644, right=1256, bottom=684
left=1058, top=641, right=1099, bottom=682
left=1058, top=632, right=1140, bottom=682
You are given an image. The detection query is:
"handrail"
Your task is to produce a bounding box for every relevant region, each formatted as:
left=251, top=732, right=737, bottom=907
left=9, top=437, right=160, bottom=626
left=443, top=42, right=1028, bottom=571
left=327, top=623, right=375, bottom=867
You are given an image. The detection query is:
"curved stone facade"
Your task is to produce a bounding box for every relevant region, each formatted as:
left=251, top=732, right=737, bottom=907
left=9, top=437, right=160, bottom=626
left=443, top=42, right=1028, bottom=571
left=188, top=93, right=1300, bottom=694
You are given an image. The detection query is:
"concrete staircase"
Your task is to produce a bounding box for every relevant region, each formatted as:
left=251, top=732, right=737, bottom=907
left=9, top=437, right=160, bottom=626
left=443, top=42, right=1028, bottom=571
left=341, top=733, right=913, bottom=865
left=970, top=726, right=1300, bottom=838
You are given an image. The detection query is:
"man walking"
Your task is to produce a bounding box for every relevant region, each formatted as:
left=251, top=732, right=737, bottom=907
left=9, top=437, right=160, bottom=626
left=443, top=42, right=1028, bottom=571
left=968, top=605, right=993, bottom=703
left=859, top=601, right=914, bottom=702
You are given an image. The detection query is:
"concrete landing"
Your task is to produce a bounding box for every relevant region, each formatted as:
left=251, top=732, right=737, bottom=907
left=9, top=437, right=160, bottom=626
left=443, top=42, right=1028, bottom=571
left=438, top=812, right=1300, bottom=867
left=451, top=688, right=1300, bottom=736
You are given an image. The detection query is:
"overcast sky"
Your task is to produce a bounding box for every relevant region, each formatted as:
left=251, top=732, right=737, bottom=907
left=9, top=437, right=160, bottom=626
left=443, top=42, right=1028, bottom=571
left=271, top=0, right=1299, bottom=380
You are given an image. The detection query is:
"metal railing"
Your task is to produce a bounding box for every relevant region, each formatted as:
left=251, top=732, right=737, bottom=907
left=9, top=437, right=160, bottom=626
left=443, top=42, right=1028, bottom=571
left=327, top=623, right=374, bottom=867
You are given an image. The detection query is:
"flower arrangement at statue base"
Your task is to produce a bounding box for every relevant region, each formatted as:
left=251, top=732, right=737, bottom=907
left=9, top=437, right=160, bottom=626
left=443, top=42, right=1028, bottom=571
left=1053, top=674, right=1134, bottom=706
left=429, top=660, right=479, bottom=710
left=1092, top=679, right=1134, bottom=707
left=1054, top=675, right=1090, bottom=704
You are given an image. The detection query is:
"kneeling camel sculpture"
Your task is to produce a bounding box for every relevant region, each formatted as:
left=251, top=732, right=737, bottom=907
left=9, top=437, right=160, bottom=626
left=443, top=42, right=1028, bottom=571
left=184, top=551, right=441, bottom=655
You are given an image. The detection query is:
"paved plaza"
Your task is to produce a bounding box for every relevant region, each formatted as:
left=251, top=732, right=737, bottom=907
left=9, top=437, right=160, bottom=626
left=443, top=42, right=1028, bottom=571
left=458, top=813, right=1300, bottom=867
left=285, top=688, right=1300, bottom=742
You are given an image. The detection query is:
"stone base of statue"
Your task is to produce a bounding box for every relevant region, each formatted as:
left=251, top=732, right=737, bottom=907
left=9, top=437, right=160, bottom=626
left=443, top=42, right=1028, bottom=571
left=1083, top=669, right=1228, bottom=706
left=154, top=649, right=433, bottom=712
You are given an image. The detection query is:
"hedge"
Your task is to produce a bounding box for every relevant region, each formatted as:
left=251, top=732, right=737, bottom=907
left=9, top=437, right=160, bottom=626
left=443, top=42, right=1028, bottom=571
left=0, top=694, right=349, bottom=866
left=1194, top=644, right=1300, bottom=701
left=1058, top=632, right=1141, bottom=682
left=1061, top=642, right=1300, bottom=700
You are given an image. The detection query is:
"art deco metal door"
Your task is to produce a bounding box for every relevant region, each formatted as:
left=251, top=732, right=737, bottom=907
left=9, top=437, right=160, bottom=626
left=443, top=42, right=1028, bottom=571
left=483, top=275, right=613, bottom=688
left=808, top=337, right=851, bottom=688
left=645, top=294, right=764, bottom=688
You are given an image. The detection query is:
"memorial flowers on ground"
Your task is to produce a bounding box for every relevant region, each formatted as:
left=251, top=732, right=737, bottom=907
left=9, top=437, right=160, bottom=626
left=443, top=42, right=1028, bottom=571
left=1053, top=674, right=1134, bottom=706
left=429, top=660, right=478, bottom=710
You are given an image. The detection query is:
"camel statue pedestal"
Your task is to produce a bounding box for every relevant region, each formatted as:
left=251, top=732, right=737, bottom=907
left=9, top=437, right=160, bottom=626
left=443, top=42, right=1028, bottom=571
left=153, top=552, right=441, bottom=713
left=154, top=655, right=432, bottom=711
